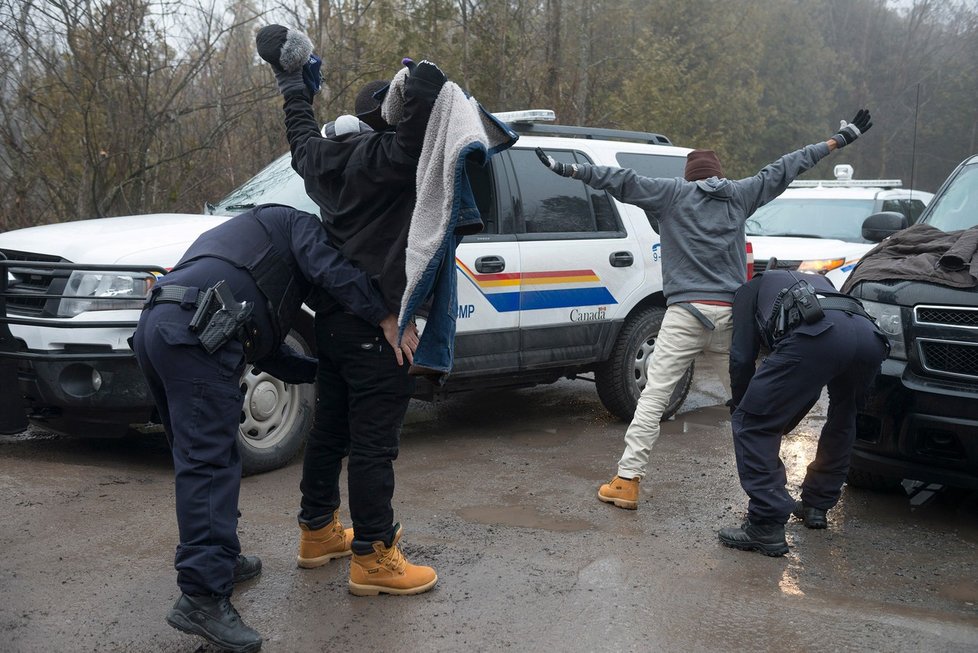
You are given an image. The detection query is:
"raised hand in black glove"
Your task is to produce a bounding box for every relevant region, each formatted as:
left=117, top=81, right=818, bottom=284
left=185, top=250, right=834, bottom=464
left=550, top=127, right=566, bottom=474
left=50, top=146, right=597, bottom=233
left=535, top=147, right=579, bottom=178
left=831, top=108, right=872, bottom=148
left=256, top=24, right=321, bottom=97
left=403, top=58, right=448, bottom=90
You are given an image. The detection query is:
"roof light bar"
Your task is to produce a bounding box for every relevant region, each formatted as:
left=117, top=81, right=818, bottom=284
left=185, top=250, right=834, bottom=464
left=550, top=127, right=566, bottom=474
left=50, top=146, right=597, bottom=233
left=789, top=179, right=903, bottom=188
left=492, top=109, right=557, bottom=124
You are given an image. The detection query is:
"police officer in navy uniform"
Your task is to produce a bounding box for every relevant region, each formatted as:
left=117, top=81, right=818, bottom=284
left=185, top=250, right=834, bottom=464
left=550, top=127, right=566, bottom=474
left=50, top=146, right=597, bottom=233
left=132, top=204, right=417, bottom=652
left=718, top=269, right=888, bottom=556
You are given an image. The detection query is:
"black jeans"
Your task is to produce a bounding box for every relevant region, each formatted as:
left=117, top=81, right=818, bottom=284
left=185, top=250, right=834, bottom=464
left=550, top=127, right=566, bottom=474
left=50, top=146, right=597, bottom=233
left=299, top=311, right=414, bottom=544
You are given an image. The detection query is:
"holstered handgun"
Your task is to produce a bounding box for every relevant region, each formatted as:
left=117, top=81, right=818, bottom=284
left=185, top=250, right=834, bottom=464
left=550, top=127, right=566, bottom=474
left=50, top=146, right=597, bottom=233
left=189, top=281, right=253, bottom=354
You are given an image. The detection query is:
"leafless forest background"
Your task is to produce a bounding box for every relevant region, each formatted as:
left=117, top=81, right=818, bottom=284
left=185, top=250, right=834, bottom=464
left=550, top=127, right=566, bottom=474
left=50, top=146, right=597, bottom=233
left=1, top=0, right=976, bottom=230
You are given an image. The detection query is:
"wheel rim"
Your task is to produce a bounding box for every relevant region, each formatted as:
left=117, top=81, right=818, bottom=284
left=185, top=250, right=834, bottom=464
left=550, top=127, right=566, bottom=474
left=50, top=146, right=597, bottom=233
left=239, top=366, right=299, bottom=449
left=633, top=334, right=656, bottom=391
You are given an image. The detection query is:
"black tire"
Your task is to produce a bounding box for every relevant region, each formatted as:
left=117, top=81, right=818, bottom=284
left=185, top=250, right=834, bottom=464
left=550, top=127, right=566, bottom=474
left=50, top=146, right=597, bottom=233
left=237, top=330, right=315, bottom=476
left=845, top=465, right=903, bottom=492
left=595, top=306, right=693, bottom=422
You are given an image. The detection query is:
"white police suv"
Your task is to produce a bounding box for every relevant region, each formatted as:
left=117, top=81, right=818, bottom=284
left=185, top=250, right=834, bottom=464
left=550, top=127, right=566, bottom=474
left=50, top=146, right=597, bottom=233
left=0, top=111, right=731, bottom=473
left=747, top=164, right=932, bottom=288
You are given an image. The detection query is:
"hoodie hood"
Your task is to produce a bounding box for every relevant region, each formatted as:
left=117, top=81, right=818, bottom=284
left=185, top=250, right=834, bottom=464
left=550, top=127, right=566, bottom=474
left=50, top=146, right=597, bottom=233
left=695, top=176, right=733, bottom=200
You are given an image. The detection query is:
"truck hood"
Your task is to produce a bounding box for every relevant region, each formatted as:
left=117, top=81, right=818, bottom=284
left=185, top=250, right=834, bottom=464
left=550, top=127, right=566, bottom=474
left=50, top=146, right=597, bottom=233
left=749, top=236, right=872, bottom=265
left=0, top=213, right=231, bottom=268
left=848, top=277, right=978, bottom=306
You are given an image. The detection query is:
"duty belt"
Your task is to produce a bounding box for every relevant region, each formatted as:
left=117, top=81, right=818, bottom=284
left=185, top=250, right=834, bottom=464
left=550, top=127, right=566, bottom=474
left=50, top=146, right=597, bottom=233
left=817, top=295, right=872, bottom=319
left=146, top=282, right=255, bottom=355
left=146, top=284, right=207, bottom=308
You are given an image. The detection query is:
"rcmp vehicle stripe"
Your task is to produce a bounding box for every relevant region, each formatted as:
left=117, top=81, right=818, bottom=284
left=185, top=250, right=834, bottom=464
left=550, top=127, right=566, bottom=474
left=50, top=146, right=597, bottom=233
left=456, top=259, right=617, bottom=313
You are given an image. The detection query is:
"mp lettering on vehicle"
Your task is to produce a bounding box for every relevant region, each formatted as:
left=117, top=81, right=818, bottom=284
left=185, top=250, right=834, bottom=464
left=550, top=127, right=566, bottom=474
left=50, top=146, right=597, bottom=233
left=456, top=258, right=617, bottom=313
left=457, top=303, right=476, bottom=319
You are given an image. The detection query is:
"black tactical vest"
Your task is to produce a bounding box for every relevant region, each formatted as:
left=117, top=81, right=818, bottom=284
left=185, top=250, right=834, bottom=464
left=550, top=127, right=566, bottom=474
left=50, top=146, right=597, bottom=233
left=178, top=206, right=307, bottom=356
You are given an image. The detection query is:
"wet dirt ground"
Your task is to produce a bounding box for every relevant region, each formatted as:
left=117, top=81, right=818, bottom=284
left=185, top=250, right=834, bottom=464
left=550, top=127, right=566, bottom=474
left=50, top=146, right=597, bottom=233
left=2, top=363, right=977, bottom=652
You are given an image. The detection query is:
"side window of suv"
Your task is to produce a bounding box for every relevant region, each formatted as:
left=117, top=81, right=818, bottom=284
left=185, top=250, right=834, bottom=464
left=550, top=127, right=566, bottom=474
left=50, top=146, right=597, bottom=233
left=615, top=153, right=687, bottom=233
left=881, top=198, right=927, bottom=224
left=510, top=148, right=619, bottom=236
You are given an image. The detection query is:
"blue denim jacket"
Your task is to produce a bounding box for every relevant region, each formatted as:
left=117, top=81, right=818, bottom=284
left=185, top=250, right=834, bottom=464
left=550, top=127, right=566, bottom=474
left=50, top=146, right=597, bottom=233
left=401, top=107, right=516, bottom=384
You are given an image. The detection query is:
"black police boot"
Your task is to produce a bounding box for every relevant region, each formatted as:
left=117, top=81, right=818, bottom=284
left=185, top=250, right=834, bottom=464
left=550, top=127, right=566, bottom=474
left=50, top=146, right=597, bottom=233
left=718, top=519, right=789, bottom=557
left=792, top=500, right=828, bottom=529
left=166, top=593, right=262, bottom=653
left=233, top=554, right=262, bottom=584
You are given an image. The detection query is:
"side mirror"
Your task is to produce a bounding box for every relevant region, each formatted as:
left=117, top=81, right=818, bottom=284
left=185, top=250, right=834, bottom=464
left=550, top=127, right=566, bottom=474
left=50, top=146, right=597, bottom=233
left=862, top=211, right=908, bottom=242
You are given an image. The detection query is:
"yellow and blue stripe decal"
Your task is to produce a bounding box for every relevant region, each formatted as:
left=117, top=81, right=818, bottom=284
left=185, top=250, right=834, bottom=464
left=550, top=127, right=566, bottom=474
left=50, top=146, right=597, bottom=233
left=456, top=259, right=617, bottom=312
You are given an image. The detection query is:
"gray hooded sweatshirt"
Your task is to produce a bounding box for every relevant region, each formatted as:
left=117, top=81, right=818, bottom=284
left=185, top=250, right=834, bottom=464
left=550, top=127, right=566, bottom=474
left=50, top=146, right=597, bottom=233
left=576, top=142, right=831, bottom=305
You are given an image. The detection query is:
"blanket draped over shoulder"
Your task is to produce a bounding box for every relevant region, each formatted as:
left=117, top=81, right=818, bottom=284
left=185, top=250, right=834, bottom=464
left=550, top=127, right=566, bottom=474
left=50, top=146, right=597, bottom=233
left=382, top=67, right=517, bottom=380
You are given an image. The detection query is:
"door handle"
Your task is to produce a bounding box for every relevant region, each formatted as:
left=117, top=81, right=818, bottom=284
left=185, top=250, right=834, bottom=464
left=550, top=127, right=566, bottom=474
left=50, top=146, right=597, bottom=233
left=609, top=251, right=633, bottom=267
left=475, top=255, right=506, bottom=274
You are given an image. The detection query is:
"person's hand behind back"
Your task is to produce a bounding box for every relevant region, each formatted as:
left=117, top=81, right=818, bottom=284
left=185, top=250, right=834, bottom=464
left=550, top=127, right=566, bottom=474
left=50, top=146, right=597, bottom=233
left=380, top=314, right=418, bottom=366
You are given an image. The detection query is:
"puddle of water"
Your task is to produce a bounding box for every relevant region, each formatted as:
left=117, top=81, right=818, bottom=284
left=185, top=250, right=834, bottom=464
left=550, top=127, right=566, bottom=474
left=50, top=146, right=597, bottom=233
left=496, top=428, right=568, bottom=448
left=457, top=504, right=593, bottom=532
left=938, top=581, right=978, bottom=604
left=659, top=404, right=732, bottom=437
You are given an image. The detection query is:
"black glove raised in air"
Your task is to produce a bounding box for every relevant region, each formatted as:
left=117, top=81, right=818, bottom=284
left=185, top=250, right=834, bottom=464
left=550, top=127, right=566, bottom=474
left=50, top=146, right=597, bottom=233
left=831, top=109, right=872, bottom=148
left=534, top=147, right=579, bottom=178
left=402, top=58, right=448, bottom=90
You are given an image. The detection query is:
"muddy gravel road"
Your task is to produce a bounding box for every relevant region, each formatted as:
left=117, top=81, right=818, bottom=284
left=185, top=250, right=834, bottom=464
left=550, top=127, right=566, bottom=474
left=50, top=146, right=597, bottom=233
left=2, top=367, right=977, bottom=652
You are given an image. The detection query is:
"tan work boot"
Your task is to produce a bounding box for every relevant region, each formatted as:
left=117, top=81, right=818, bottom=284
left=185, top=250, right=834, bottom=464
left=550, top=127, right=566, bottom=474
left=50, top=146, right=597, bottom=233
left=348, top=525, right=438, bottom=596
left=297, top=510, right=354, bottom=568
left=598, top=475, right=640, bottom=509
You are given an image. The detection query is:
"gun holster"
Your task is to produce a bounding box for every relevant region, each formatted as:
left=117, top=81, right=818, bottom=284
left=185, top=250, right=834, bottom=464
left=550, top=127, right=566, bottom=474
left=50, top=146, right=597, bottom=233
left=766, top=281, right=823, bottom=342
left=189, top=281, right=254, bottom=354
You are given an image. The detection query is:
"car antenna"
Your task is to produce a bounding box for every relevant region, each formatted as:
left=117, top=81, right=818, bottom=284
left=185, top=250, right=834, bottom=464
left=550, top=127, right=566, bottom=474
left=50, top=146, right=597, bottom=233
left=909, top=83, right=920, bottom=211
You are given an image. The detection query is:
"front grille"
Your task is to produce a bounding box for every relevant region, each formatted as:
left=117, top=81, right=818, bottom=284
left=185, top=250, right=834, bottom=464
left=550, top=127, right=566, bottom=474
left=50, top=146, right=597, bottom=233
left=1, top=249, right=69, bottom=317
left=917, top=338, right=978, bottom=380
left=752, top=259, right=801, bottom=274
left=915, top=305, right=978, bottom=329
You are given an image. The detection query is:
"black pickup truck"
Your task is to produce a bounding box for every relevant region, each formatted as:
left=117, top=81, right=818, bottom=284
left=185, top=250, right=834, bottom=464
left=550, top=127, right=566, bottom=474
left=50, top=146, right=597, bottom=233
left=844, top=154, right=978, bottom=490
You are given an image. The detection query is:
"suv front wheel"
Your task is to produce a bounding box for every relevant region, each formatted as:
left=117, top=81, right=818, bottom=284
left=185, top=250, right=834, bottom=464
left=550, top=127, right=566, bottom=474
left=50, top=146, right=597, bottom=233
left=595, top=306, right=693, bottom=421
left=237, top=330, right=315, bottom=476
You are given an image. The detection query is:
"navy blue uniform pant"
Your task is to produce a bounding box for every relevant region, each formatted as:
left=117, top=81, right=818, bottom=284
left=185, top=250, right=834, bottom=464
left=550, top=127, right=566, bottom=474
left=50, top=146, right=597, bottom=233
left=299, top=311, right=414, bottom=544
left=133, top=302, right=246, bottom=597
left=732, top=313, right=888, bottom=524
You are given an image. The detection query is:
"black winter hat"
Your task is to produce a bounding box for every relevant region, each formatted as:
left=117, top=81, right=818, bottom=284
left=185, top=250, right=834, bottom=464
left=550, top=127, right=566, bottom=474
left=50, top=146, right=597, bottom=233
left=355, top=80, right=391, bottom=131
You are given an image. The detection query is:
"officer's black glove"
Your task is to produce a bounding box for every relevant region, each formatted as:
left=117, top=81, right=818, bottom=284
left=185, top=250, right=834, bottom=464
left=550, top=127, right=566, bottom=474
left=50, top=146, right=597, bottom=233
left=252, top=344, right=318, bottom=385
left=535, top=147, right=579, bottom=178
left=831, top=108, right=872, bottom=148
left=256, top=24, right=322, bottom=97
left=403, top=58, right=448, bottom=91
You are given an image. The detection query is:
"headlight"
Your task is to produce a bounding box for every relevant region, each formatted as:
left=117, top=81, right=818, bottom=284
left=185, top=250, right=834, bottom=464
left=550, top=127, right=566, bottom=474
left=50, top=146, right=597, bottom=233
left=57, top=270, right=157, bottom=318
left=860, top=299, right=906, bottom=360
left=798, top=258, right=845, bottom=274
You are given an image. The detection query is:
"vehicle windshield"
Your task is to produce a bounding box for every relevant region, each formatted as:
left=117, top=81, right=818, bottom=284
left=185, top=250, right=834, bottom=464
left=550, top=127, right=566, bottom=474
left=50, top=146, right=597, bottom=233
left=208, top=154, right=321, bottom=217
left=920, top=163, right=978, bottom=232
left=745, top=198, right=877, bottom=242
